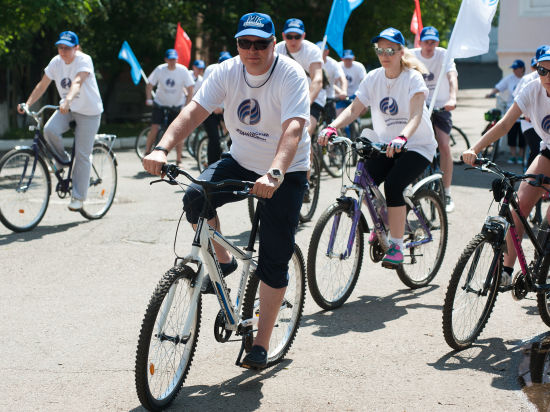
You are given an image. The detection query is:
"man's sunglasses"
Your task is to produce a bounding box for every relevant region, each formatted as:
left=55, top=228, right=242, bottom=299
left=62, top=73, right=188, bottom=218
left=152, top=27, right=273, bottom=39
left=537, top=65, right=550, bottom=77
left=374, top=46, right=398, bottom=56
left=285, top=34, right=302, bottom=41
left=237, top=38, right=273, bottom=50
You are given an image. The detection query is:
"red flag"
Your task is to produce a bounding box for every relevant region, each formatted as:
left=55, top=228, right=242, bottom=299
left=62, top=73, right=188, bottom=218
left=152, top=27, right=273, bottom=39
left=410, top=0, right=423, bottom=48
left=174, top=22, right=192, bottom=67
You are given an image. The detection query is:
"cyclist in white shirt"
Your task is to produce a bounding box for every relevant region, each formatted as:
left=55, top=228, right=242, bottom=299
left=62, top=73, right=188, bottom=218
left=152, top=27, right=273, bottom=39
left=190, top=59, right=205, bottom=94
left=411, top=26, right=458, bottom=213
left=486, top=59, right=526, bottom=164
left=336, top=49, right=367, bottom=115
left=18, top=30, right=103, bottom=212
left=316, top=41, right=347, bottom=123
left=319, top=27, right=436, bottom=268
left=463, top=52, right=550, bottom=287
left=145, top=49, right=195, bottom=165
left=143, top=12, right=310, bottom=370
left=275, top=18, right=324, bottom=137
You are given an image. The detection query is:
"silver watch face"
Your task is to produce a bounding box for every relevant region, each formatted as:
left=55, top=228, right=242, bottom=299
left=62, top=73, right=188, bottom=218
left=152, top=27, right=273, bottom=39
left=269, top=168, right=283, bottom=181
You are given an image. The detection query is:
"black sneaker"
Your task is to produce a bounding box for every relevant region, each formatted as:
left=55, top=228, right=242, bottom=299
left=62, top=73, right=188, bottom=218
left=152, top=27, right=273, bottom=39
left=241, top=345, right=268, bottom=370
left=202, top=257, right=238, bottom=294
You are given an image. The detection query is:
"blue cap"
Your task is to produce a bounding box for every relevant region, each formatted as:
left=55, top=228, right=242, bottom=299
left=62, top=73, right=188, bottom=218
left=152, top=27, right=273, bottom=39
left=371, top=27, right=405, bottom=46
left=193, top=59, right=205, bottom=69
left=235, top=12, right=275, bottom=38
left=342, top=49, right=355, bottom=59
left=510, top=59, right=525, bottom=69
left=218, top=51, right=232, bottom=63
left=165, top=49, right=178, bottom=59
left=420, top=26, right=439, bottom=42
left=531, top=57, right=538, bottom=67
left=538, top=53, right=550, bottom=63
left=283, top=18, right=305, bottom=35
left=316, top=41, right=329, bottom=51
left=536, top=45, right=550, bottom=61
left=55, top=31, right=79, bottom=47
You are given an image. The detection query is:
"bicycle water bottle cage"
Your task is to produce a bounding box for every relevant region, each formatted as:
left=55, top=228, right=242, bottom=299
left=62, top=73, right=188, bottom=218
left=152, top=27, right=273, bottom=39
left=491, top=178, right=505, bottom=202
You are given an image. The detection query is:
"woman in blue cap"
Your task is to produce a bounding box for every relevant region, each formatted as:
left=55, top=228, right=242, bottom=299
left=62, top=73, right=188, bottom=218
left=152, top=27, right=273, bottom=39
left=319, top=27, right=437, bottom=268
left=463, top=52, right=550, bottom=287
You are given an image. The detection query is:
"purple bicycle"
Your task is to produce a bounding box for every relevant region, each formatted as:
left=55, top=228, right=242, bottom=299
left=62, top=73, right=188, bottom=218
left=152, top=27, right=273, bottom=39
left=307, top=135, right=448, bottom=310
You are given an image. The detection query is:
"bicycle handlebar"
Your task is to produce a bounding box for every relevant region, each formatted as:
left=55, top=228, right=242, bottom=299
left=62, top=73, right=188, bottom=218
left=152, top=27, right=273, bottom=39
left=330, top=135, right=406, bottom=155
left=466, top=157, right=550, bottom=189
left=19, top=103, right=59, bottom=117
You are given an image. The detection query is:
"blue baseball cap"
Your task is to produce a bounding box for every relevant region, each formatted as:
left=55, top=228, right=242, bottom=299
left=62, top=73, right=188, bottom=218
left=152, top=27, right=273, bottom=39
left=193, top=59, right=205, bottom=69
left=218, top=51, right=232, bottom=63
left=536, top=45, right=550, bottom=61
left=371, top=27, right=405, bottom=46
left=420, top=26, right=439, bottom=42
left=283, top=18, right=305, bottom=35
left=165, top=49, right=178, bottom=59
left=531, top=57, right=538, bottom=67
left=538, top=53, right=550, bottom=63
left=234, top=12, right=275, bottom=38
left=510, top=59, right=525, bottom=69
left=342, top=49, right=355, bottom=59
left=316, top=41, right=329, bottom=51
left=55, top=31, right=79, bottom=47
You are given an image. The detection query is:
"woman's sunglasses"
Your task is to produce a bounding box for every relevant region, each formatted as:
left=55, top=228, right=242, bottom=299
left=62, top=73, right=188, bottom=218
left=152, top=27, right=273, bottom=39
left=374, top=46, right=398, bottom=56
left=237, top=38, right=273, bottom=50
left=285, top=34, right=302, bottom=41
left=537, top=65, right=550, bottom=77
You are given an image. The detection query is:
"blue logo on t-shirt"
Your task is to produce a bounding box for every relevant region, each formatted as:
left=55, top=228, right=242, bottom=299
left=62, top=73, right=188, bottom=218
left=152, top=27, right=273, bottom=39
left=542, top=115, right=550, bottom=134
left=346, top=75, right=352, bottom=83
left=60, top=78, right=72, bottom=89
left=165, top=78, right=175, bottom=87
left=237, top=99, right=261, bottom=125
left=380, top=97, right=398, bottom=115
left=483, top=0, right=498, bottom=6
left=423, top=72, right=435, bottom=82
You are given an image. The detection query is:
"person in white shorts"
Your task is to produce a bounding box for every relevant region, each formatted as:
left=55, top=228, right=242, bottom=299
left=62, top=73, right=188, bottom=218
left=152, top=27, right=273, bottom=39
left=18, top=30, right=103, bottom=212
left=336, top=49, right=367, bottom=115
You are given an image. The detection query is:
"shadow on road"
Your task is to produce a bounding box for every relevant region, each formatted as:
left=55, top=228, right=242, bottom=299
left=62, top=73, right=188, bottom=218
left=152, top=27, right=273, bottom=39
left=301, top=285, right=441, bottom=337
left=0, top=221, right=86, bottom=245
left=128, top=359, right=292, bottom=411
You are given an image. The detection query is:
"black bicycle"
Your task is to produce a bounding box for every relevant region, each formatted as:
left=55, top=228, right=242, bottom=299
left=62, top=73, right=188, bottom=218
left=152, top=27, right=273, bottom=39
left=480, top=108, right=502, bottom=162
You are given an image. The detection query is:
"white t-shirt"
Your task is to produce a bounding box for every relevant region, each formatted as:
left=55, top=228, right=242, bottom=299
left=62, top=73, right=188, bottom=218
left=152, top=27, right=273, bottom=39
left=148, top=63, right=195, bottom=107
left=322, top=56, right=345, bottom=99
left=44, top=51, right=103, bottom=116
left=411, top=47, right=457, bottom=108
left=515, top=78, right=550, bottom=150
left=275, top=39, right=325, bottom=106
left=339, top=60, right=367, bottom=96
left=355, top=67, right=436, bottom=161
left=495, top=73, right=523, bottom=109
left=193, top=54, right=311, bottom=174
left=514, top=70, right=539, bottom=132
left=190, top=71, right=203, bottom=95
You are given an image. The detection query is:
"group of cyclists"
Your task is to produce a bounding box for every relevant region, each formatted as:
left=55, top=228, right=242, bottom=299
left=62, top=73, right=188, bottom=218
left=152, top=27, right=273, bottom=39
left=16, top=8, right=550, bottom=385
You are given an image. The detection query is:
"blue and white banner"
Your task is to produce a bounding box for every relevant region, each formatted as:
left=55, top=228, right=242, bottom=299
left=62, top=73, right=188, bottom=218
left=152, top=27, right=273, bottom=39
left=325, top=0, right=364, bottom=57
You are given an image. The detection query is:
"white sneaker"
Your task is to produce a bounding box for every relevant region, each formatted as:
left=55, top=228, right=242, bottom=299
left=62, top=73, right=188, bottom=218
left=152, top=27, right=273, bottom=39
left=68, top=197, right=83, bottom=211
left=500, top=271, right=513, bottom=287
left=445, top=195, right=455, bottom=213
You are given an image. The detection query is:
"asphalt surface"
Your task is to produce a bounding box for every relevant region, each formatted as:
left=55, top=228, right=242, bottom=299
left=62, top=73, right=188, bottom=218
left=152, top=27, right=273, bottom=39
left=1, top=88, right=548, bottom=411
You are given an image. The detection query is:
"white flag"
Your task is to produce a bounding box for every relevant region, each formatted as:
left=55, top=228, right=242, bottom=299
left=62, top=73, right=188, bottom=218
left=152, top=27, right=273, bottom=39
left=447, top=0, right=499, bottom=59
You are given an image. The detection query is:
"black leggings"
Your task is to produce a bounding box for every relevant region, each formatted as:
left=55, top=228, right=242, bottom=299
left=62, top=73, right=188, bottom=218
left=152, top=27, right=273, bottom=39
left=366, top=151, right=431, bottom=207
left=524, top=128, right=542, bottom=167
left=202, top=113, right=224, bottom=166
left=507, top=122, right=525, bottom=148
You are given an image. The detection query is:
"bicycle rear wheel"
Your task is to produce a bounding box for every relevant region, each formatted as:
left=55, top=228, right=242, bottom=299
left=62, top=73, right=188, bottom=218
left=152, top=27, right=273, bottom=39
left=307, top=201, right=364, bottom=310
left=397, top=189, right=448, bottom=288
left=322, top=144, right=345, bottom=177
left=449, top=126, right=470, bottom=165
left=0, top=148, right=51, bottom=232
left=442, top=233, right=501, bottom=350
left=135, top=126, right=151, bottom=160
left=196, top=134, right=209, bottom=172
left=80, top=143, right=117, bottom=220
left=242, top=244, right=306, bottom=365
left=135, top=265, right=201, bottom=412
left=300, top=152, right=321, bottom=223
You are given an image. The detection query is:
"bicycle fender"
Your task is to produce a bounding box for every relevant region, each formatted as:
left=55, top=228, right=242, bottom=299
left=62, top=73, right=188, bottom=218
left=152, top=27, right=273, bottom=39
left=13, top=145, right=33, bottom=151
left=336, top=196, right=370, bottom=233
left=408, top=173, right=443, bottom=197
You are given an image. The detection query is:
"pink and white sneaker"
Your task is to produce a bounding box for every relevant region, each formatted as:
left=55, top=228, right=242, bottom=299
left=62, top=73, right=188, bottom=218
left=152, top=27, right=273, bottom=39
left=382, top=243, right=404, bottom=268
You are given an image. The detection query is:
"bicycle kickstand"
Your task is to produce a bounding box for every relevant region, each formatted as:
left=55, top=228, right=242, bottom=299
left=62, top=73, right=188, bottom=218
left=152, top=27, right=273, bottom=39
left=235, top=329, right=254, bottom=367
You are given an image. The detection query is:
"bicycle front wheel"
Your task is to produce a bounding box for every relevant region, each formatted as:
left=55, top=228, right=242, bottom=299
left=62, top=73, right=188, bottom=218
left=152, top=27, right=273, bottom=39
left=300, top=152, right=321, bottom=223
left=321, top=144, right=345, bottom=177
left=80, top=143, right=117, bottom=220
left=0, top=149, right=51, bottom=232
left=307, top=202, right=364, bottom=310
left=450, top=126, right=470, bottom=165
left=195, top=134, right=209, bottom=172
left=536, top=218, right=550, bottom=327
left=397, top=189, right=448, bottom=288
left=442, top=233, right=501, bottom=350
left=135, top=126, right=151, bottom=160
left=242, top=244, right=306, bottom=365
left=135, top=265, right=201, bottom=412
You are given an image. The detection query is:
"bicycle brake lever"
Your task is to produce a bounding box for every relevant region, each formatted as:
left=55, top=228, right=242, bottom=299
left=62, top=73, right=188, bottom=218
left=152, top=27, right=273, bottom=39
left=149, top=177, right=178, bottom=185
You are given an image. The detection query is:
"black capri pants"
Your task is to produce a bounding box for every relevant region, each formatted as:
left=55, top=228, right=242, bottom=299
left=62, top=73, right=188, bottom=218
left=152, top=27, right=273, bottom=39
left=183, top=154, right=307, bottom=289
left=366, top=150, right=431, bottom=207
left=507, top=121, right=525, bottom=148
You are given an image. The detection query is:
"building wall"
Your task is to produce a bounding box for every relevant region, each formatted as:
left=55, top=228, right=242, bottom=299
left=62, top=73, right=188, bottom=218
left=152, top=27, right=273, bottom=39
left=498, top=0, right=550, bottom=75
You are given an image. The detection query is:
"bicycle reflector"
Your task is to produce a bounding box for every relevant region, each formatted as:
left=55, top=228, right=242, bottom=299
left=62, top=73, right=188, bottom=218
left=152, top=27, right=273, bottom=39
left=491, top=178, right=505, bottom=202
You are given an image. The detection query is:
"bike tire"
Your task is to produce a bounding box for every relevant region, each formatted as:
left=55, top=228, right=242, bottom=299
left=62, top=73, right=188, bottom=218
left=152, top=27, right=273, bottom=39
left=300, top=152, right=321, bottom=223
left=196, top=134, right=209, bottom=172
left=135, top=264, right=201, bottom=412
left=241, top=244, right=306, bottom=364
left=135, top=126, right=151, bottom=160
left=396, top=189, right=448, bottom=288
left=80, top=143, right=118, bottom=220
left=307, top=201, right=364, bottom=310
left=536, top=218, right=550, bottom=327
left=450, top=126, right=470, bottom=165
left=442, top=233, right=501, bottom=350
left=321, top=144, right=345, bottom=178
left=0, top=148, right=51, bottom=232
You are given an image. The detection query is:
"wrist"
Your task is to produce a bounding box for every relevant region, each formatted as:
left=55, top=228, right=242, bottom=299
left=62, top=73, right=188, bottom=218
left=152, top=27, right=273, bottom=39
left=153, top=146, right=169, bottom=155
left=398, top=135, right=407, bottom=141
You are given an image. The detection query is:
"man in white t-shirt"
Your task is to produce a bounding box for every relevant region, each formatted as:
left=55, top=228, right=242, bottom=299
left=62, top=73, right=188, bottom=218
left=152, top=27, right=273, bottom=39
left=336, top=49, right=367, bottom=115
left=412, top=26, right=458, bottom=212
left=143, top=12, right=310, bottom=370
left=275, top=18, right=323, bottom=137
left=145, top=49, right=195, bottom=165
left=316, top=41, right=347, bottom=123
left=190, top=59, right=205, bottom=94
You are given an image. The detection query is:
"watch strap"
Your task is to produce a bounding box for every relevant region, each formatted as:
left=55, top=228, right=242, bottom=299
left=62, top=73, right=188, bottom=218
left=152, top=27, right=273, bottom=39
left=153, top=146, right=169, bottom=155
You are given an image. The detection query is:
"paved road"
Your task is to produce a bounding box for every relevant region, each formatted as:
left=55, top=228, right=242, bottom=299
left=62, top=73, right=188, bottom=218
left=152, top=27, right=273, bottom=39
left=1, top=88, right=547, bottom=411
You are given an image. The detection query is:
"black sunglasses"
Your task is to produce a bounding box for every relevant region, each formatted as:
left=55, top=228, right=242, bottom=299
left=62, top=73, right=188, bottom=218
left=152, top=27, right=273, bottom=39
left=374, top=46, right=397, bottom=56
left=285, top=34, right=302, bottom=41
left=537, top=65, right=550, bottom=77
left=237, top=38, right=273, bottom=50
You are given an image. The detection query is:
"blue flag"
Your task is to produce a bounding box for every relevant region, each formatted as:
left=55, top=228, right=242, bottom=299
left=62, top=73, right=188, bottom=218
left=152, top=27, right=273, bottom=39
left=118, top=41, right=142, bottom=85
left=325, top=0, right=364, bottom=57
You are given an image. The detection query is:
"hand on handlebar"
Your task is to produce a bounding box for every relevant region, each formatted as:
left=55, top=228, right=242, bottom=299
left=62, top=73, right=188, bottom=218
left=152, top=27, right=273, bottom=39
left=386, top=136, right=407, bottom=158
left=318, top=126, right=338, bottom=146
left=251, top=174, right=281, bottom=199
left=143, top=150, right=168, bottom=176
left=17, top=103, right=27, bottom=115
left=462, top=148, right=478, bottom=166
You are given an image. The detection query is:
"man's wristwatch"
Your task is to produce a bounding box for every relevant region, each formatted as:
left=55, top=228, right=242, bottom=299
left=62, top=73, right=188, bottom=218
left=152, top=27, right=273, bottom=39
left=267, top=168, right=284, bottom=184
left=153, top=146, right=169, bottom=155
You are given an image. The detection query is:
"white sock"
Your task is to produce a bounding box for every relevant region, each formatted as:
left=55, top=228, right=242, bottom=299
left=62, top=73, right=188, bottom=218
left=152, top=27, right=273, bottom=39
left=444, top=187, right=451, bottom=196
left=389, top=236, right=404, bottom=250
